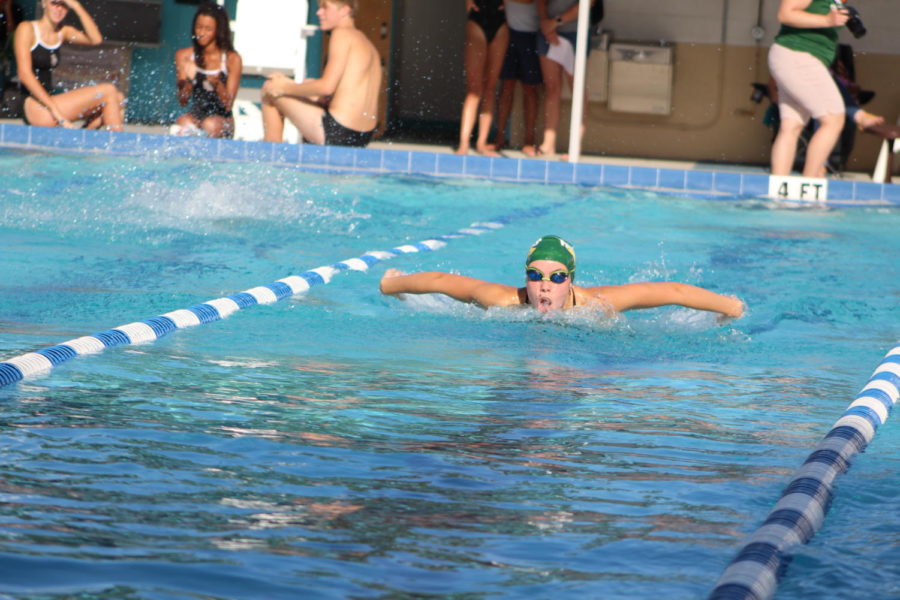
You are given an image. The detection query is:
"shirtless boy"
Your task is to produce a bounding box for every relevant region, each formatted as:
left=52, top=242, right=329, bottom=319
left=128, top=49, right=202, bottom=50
left=261, top=0, right=381, bottom=147
left=380, top=235, right=745, bottom=319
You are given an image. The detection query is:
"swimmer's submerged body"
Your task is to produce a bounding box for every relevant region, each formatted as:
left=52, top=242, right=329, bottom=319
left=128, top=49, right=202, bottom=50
left=379, top=235, right=745, bottom=320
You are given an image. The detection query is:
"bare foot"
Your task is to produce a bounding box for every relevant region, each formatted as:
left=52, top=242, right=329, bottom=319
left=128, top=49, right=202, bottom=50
left=454, top=145, right=470, bottom=155
left=476, top=144, right=501, bottom=157
left=522, top=145, right=538, bottom=157
left=537, top=145, right=557, bottom=159
left=487, top=137, right=505, bottom=152
left=856, top=109, right=886, bottom=131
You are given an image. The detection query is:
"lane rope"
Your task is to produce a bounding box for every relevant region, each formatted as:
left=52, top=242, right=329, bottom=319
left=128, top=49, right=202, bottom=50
left=0, top=205, right=558, bottom=388
left=708, top=342, right=900, bottom=600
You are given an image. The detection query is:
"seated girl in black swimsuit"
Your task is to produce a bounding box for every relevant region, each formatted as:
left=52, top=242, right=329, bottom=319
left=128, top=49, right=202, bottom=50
left=14, top=0, right=124, bottom=130
left=173, top=2, right=242, bottom=138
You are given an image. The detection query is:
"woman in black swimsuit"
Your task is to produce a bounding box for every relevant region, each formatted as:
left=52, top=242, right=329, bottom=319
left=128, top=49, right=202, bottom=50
left=173, top=2, right=242, bottom=138
left=14, top=0, right=124, bottom=129
left=456, top=0, right=509, bottom=156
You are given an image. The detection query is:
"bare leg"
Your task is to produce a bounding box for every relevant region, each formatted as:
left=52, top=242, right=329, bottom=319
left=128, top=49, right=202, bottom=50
left=538, top=56, right=563, bottom=156
left=262, top=94, right=326, bottom=145
left=261, top=88, right=286, bottom=142
left=803, top=112, right=844, bottom=178
left=199, top=115, right=233, bottom=138
left=522, top=83, right=539, bottom=153
left=475, top=25, right=509, bottom=156
left=24, top=84, right=124, bottom=130
left=457, top=21, right=488, bottom=155
left=490, top=79, right=516, bottom=151
left=770, top=118, right=805, bottom=176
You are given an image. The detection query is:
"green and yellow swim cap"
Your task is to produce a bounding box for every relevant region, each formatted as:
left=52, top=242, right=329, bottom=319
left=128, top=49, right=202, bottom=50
left=526, top=235, right=576, bottom=279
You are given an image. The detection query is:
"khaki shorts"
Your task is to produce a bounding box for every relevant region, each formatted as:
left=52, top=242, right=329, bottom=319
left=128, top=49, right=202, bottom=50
left=768, top=43, right=844, bottom=124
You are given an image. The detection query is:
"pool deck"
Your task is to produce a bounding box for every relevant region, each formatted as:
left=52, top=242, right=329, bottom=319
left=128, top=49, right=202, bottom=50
left=2, top=118, right=898, bottom=207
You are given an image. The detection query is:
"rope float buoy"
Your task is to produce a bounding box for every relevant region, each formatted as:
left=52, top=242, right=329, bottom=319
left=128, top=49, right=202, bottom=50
left=0, top=217, right=529, bottom=388
left=709, top=343, right=900, bottom=600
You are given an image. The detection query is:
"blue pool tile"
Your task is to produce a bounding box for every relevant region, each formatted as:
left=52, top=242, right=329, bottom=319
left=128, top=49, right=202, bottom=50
left=48, top=128, right=85, bottom=149
left=574, top=163, right=602, bottom=186
left=883, top=183, right=900, bottom=205
left=243, top=140, right=276, bottom=162
left=742, top=174, right=769, bottom=197
left=828, top=180, right=853, bottom=201
left=630, top=166, right=658, bottom=188
left=272, top=142, right=301, bottom=164
left=411, top=151, right=438, bottom=175
left=217, top=138, right=247, bottom=161
left=602, top=165, right=629, bottom=186
left=108, top=131, right=140, bottom=154
left=437, top=154, right=465, bottom=176
left=27, top=127, right=62, bottom=148
left=382, top=150, right=411, bottom=173
left=713, top=172, right=742, bottom=196
left=547, top=161, right=574, bottom=184
left=302, top=144, right=328, bottom=166
left=328, top=145, right=356, bottom=168
left=164, top=135, right=218, bottom=158
left=464, top=155, right=492, bottom=178
left=355, top=148, right=382, bottom=170
left=81, top=129, right=111, bottom=151
left=686, top=170, right=714, bottom=191
left=3, top=124, right=30, bottom=145
left=492, top=157, right=520, bottom=180
left=139, top=133, right=166, bottom=153
left=519, top=158, right=546, bottom=182
left=658, top=168, right=686, bottom=190
left=853, top=181, right=883, bottom=202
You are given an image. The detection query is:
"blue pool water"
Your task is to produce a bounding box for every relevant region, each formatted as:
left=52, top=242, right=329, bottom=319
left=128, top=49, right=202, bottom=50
left=0, top=148, right=898, bottom=599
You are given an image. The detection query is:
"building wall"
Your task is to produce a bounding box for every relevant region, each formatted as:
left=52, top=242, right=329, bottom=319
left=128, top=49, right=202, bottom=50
left=390, top=0, right=899, bottom=169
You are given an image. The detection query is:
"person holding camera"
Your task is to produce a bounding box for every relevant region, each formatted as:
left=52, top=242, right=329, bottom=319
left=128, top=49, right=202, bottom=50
left=768, top=0, right=860, bottom=178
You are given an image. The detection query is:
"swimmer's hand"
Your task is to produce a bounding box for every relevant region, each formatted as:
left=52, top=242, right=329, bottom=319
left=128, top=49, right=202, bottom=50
left=380, top=268, right=407, bottom=295
left=716, top=296, right=746, bottom=324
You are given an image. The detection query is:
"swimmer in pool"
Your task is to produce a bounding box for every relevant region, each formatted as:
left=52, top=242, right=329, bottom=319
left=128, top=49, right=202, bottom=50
left=380, top=235, right=745, bottom=319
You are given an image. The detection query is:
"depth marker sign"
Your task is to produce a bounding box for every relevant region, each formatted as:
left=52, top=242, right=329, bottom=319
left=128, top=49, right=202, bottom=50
left=768, top=175, right=829, bottom=202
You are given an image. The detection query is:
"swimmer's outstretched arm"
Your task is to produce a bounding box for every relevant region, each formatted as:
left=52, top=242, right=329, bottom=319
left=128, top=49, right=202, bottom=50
left=380, top=269, right=518, bottom=308
left=592, top=282, right=745, bottom=318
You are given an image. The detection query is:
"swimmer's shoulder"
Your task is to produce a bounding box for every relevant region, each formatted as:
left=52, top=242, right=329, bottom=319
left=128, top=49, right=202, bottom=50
left=574, top=284, right=621, bottom=312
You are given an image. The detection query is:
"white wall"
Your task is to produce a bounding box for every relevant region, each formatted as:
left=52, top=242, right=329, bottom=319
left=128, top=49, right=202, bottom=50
left=602, top=0, right=898, bottom=53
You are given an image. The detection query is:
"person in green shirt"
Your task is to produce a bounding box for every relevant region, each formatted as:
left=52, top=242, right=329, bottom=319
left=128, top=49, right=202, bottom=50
left=768, top=0, right=851, bottom=177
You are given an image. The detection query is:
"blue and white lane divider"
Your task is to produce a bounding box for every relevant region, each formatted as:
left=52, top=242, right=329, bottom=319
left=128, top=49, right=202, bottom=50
left=709, top=343, right=900, bottom=600
left=0, top=218, right=522, bottom=389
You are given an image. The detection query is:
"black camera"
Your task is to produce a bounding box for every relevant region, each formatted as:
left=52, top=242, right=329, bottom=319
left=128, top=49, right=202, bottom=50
left=843, top=5, right=866, bottom=38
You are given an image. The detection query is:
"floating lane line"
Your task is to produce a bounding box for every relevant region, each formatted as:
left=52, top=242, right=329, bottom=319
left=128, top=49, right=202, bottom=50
left=708, top=343, right=900, bottom=600
left=0, top=211, right=536, bottom=389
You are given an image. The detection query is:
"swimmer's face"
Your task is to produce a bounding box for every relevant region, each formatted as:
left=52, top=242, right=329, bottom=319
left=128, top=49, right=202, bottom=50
left=193, top=15, right=217, bottom=47
left=317, top=0, right=351, bottom=31
left=525, top=259, right=572, bottom=314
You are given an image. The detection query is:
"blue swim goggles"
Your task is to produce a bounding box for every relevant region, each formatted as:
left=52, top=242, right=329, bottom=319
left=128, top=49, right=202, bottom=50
left=525, top=267, right=570, bottom=284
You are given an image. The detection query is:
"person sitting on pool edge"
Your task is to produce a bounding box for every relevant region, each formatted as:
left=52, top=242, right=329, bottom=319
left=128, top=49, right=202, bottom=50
left=380, top=235, right=745, bottom=319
